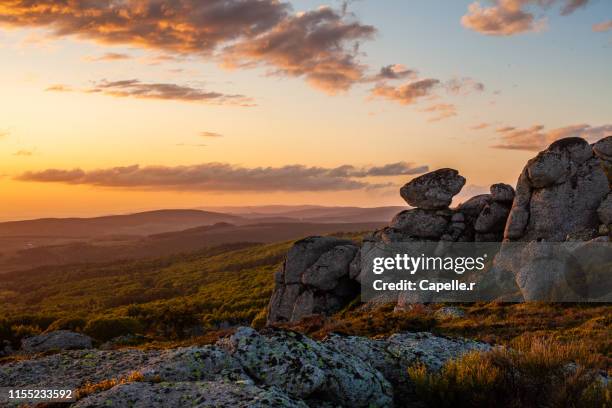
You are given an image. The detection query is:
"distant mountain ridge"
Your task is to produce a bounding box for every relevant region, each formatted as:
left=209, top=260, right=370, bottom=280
left=0, top=206, right=404, bottom=238
left=0, top=209, right=244, bottom=238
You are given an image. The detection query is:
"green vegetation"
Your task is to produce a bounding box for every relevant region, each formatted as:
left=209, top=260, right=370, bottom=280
left=0, top=241, right=292, bottom=346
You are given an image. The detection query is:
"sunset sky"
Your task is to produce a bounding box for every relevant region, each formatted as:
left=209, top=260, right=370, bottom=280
left=1, top=0, right=611, bottom=221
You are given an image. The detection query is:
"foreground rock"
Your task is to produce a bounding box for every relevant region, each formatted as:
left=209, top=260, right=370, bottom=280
left=73, top=381, right=307, bottom=408
left=219, top=327, right=393, bottom=407
left=21, top=330, right=93, bottom=353
left=0, top=327, right=489, bottom=407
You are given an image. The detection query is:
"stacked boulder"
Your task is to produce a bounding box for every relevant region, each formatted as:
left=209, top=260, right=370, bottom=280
left=373, top=168, right=514, bottom=244
left=267, top=136, right=611, bottom=322
left=266, top=237, right=360, bottom=325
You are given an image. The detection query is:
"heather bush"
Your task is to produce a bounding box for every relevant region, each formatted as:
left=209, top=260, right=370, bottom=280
left=408, top=337, right=611, bottom=408
left=84, top=316, right=143, bottom=342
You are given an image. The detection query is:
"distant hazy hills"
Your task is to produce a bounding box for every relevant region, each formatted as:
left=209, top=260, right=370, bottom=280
left=0, top=206, right=402, bottom=274
left=0, top=209, right=244, bottom=238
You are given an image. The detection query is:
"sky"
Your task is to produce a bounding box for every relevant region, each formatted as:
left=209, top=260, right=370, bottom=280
left=0, top=0, right=610, bottom=221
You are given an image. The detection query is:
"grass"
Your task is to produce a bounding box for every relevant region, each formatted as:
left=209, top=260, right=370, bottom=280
left=284, top=302, right=611, bottom=371
left=408, top=338, right=611, bottom=407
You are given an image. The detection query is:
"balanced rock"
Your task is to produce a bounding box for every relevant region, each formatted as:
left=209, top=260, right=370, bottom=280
left=21, top=330, right=93, bottom=353
left=267, top=237, right=359, bottom=324
left=400, top=168, right=466, bottom=210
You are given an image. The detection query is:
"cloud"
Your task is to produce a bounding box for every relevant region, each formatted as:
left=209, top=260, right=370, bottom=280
left=471, top=123, right=491, bottom=130
left=84, top=53, right=132, bottom=62
left=560, top=0, right=589, bottom=15
left=421, top=103, right=457, bottom=122
left=0, top=0, right=289, bottom=53
left=13, top=149, right=34, bottom=156
left=222, top=6, right=375, bottom=93
left=15, top=161, right=429, bottom=192
left=373, top=64, right=416, bottom=81
left=491, top=123, right=612, bottom=150
left=593, top=20, right=612, bottom=33
left=461, top=0, right=590, bottom=36
left=176, top=143, right=207, bottom=147
left=200, top=131, right=223, bottom=138
left=445, top=77, right=485, bottom=95
left=362, top=162, right=429, bottom=176
left=370, top=78, right=440, bottom=105
left=0, top=1, right=375, bottom=93
left=0, top=130, right=9, bottom=139
left=85, top=79, right=254, bottom=105
left=45, top=84, right=73, bottom=92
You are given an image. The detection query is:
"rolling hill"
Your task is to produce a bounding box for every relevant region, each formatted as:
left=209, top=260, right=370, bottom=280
left=0, top=221, right=384, bottom=274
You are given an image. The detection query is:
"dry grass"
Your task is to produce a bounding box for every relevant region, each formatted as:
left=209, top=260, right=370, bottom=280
left=280, top=302, right=611, bottom=372
left=408, top=337, right=612, bottom=408
left=75, top=371, right=146, bottom=400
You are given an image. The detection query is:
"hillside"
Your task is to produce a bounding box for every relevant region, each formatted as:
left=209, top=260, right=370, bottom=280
left=0, top=221, right=384, bottom=274
left=0, top=209, right=245, bottom=238
left=1, top=235, right=610, bottom=363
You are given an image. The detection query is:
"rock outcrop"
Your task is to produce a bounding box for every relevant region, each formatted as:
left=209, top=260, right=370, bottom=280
left=504, top=137, right=608, bottom=242
left=267, top=136, right=610, bottom=320
left=266, top=236, right=360, bottom=325
left=0, top=327, right=488, bottom=407
left=21, top=330, right=93, bottom=353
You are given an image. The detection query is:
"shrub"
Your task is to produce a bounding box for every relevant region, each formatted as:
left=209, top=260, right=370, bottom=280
left=251, top=307, right=268, bottom=330
left=408, top=337, right=611, bottom=408
left=84, top=317, right=143, bottom=342
left=10, top=324, right=41, bottom=339
left=46, top=317, right=87, bottom=333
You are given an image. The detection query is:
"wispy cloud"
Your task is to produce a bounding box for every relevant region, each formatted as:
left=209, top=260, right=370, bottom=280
left=370, top=78, right=440, bottom=105
left=13, top=149, right=34, bottom=156
left=593, top=20, right=612, bottom=32
left=83, top=53, right=131, bottom=62
left=16, top=161, right=429, bottom=192
left=372, top=64, right=416, bottom=81
left=461, top=0, right=591, bottom=36
left=491, top=123, right=612, bottom=150
left=0, top=129, right=9, bottom=139
left=176, top=143, right=207, bottom=148
left=445, top=77, right=485, bottom=95
left=200, top=131, right=223, bottom=138
left=471, top=123, right=491, bottom=130
left=421, top=103, right=457, bottom=122
left=45, top=84, right=73, bottom=92
left=48, top=79, right=254, bottom=106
